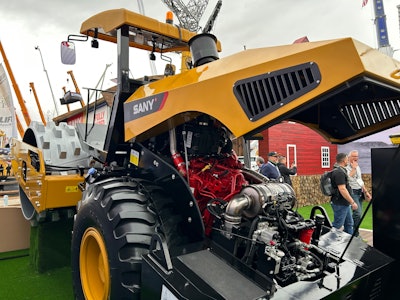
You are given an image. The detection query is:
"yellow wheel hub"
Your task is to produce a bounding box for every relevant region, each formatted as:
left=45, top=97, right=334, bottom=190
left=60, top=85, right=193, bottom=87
left=80, top=227, right=110, bottom=300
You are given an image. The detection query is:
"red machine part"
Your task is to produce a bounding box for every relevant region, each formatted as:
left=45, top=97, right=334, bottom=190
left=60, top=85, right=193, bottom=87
left=188, top=155, right=248, bottom=234
left=172, top=152, right=187, bottom=177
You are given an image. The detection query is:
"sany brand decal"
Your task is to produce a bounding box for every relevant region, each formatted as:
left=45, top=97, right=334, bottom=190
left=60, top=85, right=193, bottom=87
left=124, top=92, right=168, bottom=122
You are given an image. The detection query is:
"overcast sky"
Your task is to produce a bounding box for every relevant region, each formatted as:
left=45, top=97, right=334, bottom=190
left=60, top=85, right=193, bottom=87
left=1, top=0, right=400, bottom=141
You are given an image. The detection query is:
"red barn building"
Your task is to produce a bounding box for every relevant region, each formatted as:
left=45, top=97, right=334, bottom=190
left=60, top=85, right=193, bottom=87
left=258, top=121, right=337, bottom=175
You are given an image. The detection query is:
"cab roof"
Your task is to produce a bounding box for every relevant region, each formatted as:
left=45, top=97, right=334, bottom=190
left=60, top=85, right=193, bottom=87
left=80, top=8, right=221, bottom=53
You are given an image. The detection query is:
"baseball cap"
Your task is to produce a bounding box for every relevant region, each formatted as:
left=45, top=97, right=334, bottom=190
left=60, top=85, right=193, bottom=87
left=268, top=151, right=279, bottom=157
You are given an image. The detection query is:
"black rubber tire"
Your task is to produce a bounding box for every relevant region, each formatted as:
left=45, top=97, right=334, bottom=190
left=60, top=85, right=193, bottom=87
left=71, top=178, right=158, bottom=300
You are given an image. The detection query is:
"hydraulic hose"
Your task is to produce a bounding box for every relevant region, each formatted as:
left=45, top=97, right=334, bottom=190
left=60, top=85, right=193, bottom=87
left=169, top=128, right=187, bottom=177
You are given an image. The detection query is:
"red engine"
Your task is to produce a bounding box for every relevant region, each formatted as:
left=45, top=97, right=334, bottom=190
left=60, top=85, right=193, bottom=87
left=188, top=153, right=248, bottom=234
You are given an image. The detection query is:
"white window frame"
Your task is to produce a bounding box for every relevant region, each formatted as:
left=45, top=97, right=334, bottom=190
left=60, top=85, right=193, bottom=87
left=286, top=144, right=297, bottom=167
left=321, top=146, right=330, bottom=168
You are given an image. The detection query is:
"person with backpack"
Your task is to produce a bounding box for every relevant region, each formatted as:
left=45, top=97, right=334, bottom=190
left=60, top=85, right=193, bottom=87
left=330, top=153, right=358, bottom=234
left=346, top=150, right=372, bottom=237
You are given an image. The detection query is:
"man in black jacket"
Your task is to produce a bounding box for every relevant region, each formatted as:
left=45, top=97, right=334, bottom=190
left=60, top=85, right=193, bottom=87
left=330, top=153, right=358, bottom=234
left=277, top=156, right=297, bottom=186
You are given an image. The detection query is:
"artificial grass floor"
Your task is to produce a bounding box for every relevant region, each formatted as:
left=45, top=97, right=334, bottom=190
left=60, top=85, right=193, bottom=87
left=296, top=201, right=373, bottom=230
left=0, top=250, right=73, bottom=300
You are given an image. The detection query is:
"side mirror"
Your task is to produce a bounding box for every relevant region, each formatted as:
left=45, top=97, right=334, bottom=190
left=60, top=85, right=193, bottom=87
left=61, top=41, right=76, bottom=65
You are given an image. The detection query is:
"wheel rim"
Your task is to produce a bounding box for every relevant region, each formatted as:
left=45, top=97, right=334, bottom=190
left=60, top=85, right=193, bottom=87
left=80, top=227, right=110, bottom=300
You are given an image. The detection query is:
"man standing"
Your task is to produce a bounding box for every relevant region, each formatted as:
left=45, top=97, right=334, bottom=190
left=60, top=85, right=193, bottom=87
left=260, top=151, right=281, bottom=179
left=255, top=156, right=265, bottom=172
left=346, top=150, right=372, bottom=237
left=330, top=153, right=358, bottom=235
left=6, top=164, right=11, bottom=177
left=277, top=156, right=297, bottom=186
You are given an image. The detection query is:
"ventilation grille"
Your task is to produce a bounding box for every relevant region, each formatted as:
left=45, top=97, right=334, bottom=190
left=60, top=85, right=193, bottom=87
left=342, top=98, right=400, bottom=130
left=368, top=276, right=383, bottom=299
left=233, top=62, right=321, bottom=121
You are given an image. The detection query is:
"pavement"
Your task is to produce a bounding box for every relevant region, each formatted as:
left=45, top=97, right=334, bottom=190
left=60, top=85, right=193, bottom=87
left=359, top=228, right=373, bottom=246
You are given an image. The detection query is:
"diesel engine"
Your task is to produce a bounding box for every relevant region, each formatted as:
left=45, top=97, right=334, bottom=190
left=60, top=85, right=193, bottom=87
left=140, top=114, right=337, bottom=288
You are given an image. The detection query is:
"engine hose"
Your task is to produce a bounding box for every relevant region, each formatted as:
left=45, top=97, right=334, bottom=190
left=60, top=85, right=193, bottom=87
left=242, top=216, right=268, bottom=264
left=206, top=198, right=227, bottom=220
left=181, top=130, right=190, bottom=182
left=281, top=219, right=315, bottom=231
left=288, top=241, right=339, bottom=264
left=244, top=242, right=258, bottom=265
left=297, top=247, right=324, bottom=277
left=305, top=242, right=339, bottom=264
left=169, top=128, right=187, bottom=177
left=276, top=209, right=291, bottom=248
left=248, top=216, right=269, bottom=239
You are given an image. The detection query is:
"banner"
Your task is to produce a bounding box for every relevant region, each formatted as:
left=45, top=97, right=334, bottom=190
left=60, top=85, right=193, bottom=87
left=0, top=63, right=18, bottom=146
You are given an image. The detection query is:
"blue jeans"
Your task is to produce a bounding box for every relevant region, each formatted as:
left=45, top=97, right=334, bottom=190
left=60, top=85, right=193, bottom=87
left=351, top=190, right=363, bottom=236
left=330, top=202, right=354, bottom=234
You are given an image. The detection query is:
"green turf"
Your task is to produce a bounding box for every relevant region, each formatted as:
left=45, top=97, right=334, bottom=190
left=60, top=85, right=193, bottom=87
left=0, top=251, right=73, bottom=300
left=296, top=201, right=373, bottom=230
left=30, top=217, right=74, bottom=272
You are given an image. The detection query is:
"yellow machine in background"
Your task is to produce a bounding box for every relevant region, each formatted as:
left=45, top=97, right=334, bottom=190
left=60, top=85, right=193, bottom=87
left=0, top=129, right=5, bottom=148
left=10, top=136, right=83, bottom=219
left=11, top=7, right=400, bottom=300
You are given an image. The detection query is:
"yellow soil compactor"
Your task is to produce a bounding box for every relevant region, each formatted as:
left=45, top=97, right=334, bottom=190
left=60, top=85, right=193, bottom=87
left=11, top=8, right=400, bottom=300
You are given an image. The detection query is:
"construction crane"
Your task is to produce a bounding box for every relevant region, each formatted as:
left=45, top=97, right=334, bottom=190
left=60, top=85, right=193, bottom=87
left=15, top=114, right=24, bottom=138
left=202, top=0, right=222, bottom=33
left=35, top=46, right=59, bottom=116
left=162, top=0, right=222, bottom=72
left=61, top=86, right=72, bottom=112
left=67, top=70, right=85, bottom=107
left=372, top=0, right=394, bottom=56
left=29, top=82, right=47, bottom=125
left=162, top=0, right=209, bottom=32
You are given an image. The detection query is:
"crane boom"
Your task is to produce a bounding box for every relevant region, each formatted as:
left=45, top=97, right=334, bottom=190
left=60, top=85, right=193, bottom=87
left=29, top=82, right=46, bottom=125
left=15, top=113, right=24, bottom=138
left=67, top=70, right=84, bottom=107
left=202, top=0, right=222, bottom=33
left=162, top=0, right=209, bottom=32
left=61, top=86, right=71, bottom=112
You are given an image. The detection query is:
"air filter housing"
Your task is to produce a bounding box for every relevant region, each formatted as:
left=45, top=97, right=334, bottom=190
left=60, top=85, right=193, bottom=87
left=189, top=33, right=219, bottom=67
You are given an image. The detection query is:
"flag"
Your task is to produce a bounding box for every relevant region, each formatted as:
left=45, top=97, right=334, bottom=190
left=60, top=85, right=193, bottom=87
left=293, top=36, right=309, bottom=44
left=362, top=0, right=368, bottom=7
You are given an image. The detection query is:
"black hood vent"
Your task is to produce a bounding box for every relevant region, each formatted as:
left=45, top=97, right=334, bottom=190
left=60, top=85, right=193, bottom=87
left=233, top=62, right=321, bottom=121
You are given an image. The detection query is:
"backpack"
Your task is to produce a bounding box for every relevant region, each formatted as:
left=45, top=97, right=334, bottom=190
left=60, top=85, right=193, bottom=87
left=320, top=170, right=336, bottom=196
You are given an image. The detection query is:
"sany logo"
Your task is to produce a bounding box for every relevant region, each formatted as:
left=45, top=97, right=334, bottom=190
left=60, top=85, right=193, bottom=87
left=124, top=92, right=168, bottom=122
left=133, top=98, right=155, bottom=115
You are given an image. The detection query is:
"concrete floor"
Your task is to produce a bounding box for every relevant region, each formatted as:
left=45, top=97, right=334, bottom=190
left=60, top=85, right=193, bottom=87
left=359, top=228, right=373, bottom=246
